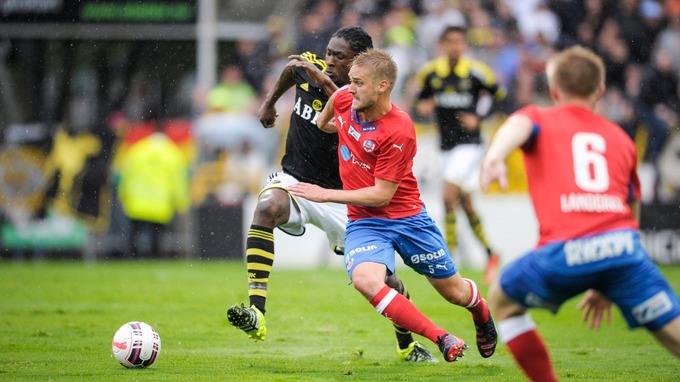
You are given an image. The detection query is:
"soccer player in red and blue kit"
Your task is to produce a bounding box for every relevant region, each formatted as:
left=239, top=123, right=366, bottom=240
left=288, top=49, right=498, bottom=363
left=227, top=26, right=437, bottom=362
left=480, top=45, right=680, bottom=381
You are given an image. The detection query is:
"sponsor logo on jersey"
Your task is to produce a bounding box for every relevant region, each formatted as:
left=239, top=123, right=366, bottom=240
left=633, top=291, right=673, bottom=325
left=340, top=145, right=351, bottom=161
left=410, top=248, right=446, bottom=264
left=293, top=96, right=321, bottom=124
left=362, top=125, right=376, bottom=132
left=348, top=126, right=361, bottom=141
left=340, top=145, right=371, bottom=171
left=564, top=231, right=635, bottom=266
left=348, top=245, right=377, bottom=256
left=435, top=92, right=473, bottom=108
left=392, top=143, right=404, bottom=152
left=363, top=139, right=375, bottom=153
left=300, top=83, right=309, bottom=92
left=350, top=152, right=371, bottom=171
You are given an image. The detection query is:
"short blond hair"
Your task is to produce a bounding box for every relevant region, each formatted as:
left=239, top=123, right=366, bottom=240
left=546, top=45, right=605, bottom=99
left=351, top=49, right=398, bottom=91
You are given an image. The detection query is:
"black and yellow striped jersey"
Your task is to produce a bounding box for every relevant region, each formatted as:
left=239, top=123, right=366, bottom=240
left=417, top=56, right=505, bottom=151
left=281, top=52, right=342, bottom=190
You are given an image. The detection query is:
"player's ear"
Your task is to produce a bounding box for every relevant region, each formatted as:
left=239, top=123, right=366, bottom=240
left=549, top=86, right=560, bottom=102
left=596, top=82, right=605, bottom=101
left=378, top=79, right=389, bottom=94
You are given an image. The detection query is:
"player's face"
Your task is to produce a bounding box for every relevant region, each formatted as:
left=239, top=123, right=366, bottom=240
left=348, top=64, right=378, bottom=112
left=325, top=37, right=355, bottom=86
left=440, top=31, right=467, bottom=61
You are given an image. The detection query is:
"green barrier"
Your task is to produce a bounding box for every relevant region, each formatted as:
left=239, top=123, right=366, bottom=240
left=2, top=214, right=88, bottom=250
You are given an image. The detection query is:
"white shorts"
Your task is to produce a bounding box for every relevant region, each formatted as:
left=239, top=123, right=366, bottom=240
left=441, top=143, right=485, bottom=192
left=260, top=172, right=347, bottom=252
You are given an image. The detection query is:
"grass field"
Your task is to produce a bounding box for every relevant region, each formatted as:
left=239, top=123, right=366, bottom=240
left=1, top=259, right=679, bottom=381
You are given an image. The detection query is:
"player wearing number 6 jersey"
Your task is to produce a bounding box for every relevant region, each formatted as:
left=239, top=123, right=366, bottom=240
left=480, top=45, right=680, bottom=381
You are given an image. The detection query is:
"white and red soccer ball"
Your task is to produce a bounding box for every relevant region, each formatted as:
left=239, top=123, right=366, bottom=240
left=112, top=321, right=161, bottom=368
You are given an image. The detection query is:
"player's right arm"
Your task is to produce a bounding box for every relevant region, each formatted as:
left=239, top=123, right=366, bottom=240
left=480, top=113, right=533, bottom=191
left=257, top=64, right=297, bottom=128
left=287, top=54, right=338, bottom=97
left=317, top=90, right=338, bottom=133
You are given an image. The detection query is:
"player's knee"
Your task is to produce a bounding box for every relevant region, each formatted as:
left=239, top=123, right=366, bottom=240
left=254, top=190, right=288, bottom=222
left=351, top=270, right=384, bottom=297
left=384, top=274, right=405, bottom=294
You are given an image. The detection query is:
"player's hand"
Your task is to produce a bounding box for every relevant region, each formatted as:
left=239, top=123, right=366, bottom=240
left=577, top=289, right=612, bottom=329
left=287, top=182, right=328, bottom=203
left=480, top=155, right=508, bottom=192
left=457, top=112, right=480, bottom=132
left=257, top=103, right=278, bottom=128
left=415, top=99, right=435, bottom=117
left=286, top=55, right=326, bottom=84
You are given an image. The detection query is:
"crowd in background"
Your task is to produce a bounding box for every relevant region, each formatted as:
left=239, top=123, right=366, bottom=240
left=191, top=0, right=680, bottom=207
left=6, top=0, right=680, bottom=259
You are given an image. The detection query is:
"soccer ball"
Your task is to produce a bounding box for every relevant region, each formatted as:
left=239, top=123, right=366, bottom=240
left=112, top=321, right=161, bottom=368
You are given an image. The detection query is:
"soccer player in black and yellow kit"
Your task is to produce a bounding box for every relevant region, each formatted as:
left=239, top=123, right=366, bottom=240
left=227, top=26, right=436, bottom=362
left=416, top=25, right=505, bottom=284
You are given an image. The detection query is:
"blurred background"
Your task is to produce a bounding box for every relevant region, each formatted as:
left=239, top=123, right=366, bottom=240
left=0, top=0, right=678, bottom=266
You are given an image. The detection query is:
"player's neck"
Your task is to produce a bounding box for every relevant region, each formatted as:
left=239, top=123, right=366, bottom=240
left=557, top=98, right=596, bottom=111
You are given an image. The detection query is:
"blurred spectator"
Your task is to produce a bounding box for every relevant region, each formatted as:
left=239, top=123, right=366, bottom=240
left=657, top=0, right=680, bottom=76
left=520, top=1, right=561, bottom=46
left=196, top=64, right=276, bottom=162
left=636, top=48, right=679, bottom=163
left=235, top=39, right=270, bottom=96
left=595, top=18, right=631, bottom=91
left=415, top=0, right=466, bottom=58
left=489, top=25, right=523, bottom=112
left=382, top=4, right=425, bottom=107
left=116, top=113, right=190, bottom=258
left=295, top=0, right=339, bottom=55
left=613, top=0, right=655, bottom=64
left=205, top=64, right=258, bottom=114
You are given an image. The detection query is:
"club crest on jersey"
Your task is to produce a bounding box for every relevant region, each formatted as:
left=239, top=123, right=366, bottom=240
left=363, top=139, right=376, bottom=153
left=348, top=126, right=361, bottom=141
left=312, top=99, right=323, bottom=111
left=361, top=125, right=377, bottom=132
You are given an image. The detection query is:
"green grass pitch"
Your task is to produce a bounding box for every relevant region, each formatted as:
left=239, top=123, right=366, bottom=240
left=1, top=259, right=678, bottom=381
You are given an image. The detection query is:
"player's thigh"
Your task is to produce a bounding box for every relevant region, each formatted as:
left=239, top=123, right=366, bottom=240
left=301, top=199, right=348, bottom=251
left=604, top=256, right=680, bottom=331
left=499, top=247, right=586, bottom=313
left=392, top=210, right=458, bottom=278
left=345, top=220, right=396, bottom=279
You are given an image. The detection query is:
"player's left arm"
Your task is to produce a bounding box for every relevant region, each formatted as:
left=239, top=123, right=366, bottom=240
left=577, top=289, right=613, bottom=329
left=287, top=178, right=398, bottom=207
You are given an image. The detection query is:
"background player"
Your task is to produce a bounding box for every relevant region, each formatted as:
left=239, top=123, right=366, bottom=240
left=480, top=45, right=680, bottom=381
left=288, top=48, right=497, bottom=363
left=227, top=26, right=437, bottom=362
left=415, top=25, right=505, bottom=283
